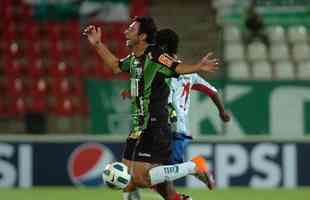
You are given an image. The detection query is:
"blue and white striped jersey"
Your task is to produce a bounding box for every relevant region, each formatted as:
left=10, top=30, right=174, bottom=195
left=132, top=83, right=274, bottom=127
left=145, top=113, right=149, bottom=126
left=168, top=73, right=218, bottom=137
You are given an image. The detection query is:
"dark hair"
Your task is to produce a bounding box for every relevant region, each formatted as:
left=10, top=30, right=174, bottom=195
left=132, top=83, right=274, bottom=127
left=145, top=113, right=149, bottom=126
left=156, top=28, right=179, bottom=55
left=133, top=16, right=157, bottom=44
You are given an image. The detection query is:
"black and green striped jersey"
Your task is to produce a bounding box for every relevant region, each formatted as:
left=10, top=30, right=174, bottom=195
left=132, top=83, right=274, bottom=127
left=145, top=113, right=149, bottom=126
left=119, top=45, right=179, bottom=132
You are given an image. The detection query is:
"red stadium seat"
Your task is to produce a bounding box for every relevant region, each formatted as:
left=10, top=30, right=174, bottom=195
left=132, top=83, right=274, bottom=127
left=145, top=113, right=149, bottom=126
left=11, top=0, right=23, bottom=5
left=4, top=60, right=23, bottom=77
left=5, top=41, right=22, bottom=59
left=63, top=20, right=80, bottom=40
left=0, top=99, right=9, bottom=117
left=101, top=66, right=114, bottom=79
left=72, top=79, right=84, bottom=97
left=113, top=72, right=130, bottom=80
left=23, top=38, right=41, bottom=59
left=82, top=57, right=97, bottom=76
left=5, top=77, right=27, bottom=97
left=94, top=63, right=106, bottom=78
left=83, top=65, right=96, bottom=77
left=29, top=78, right=48, bottom=97
left=48, top=41, right=63, bottom=60
left=26, top=59, right=46, bottom=78
left=74, top=97, right=89, bottom=117
left=20, top=4, right=33, bottom=19
left=71, top=61, right=83, bottom=78
left=0, top=3, right=5, bottom=17
left=50, top=78, right=72, bottom=97
left=51, top=97, right=75, bottom=117
left=45, top=22, right=62, bottom=42
left=0, top=79, right=8, bottom=117
left=81, top=99, right=89, bottom=117
left=3, top=4, right=13, bottom=22
left=131, top=0, right=149, bottom=17
left=4, top=24, right=17, bottom=42
left=28, top=96, right=48, bottom=113
left=9, top=97, right=27, bottom=116
left=110, top=22, right=127, bottom=42
left=62, top=41, right=81, bottom=59
left=89, top=56, right=113, bottom=78
left=115, top=41, right=129, bottom=58
left=2, top=17, right=13, bottom=29
left=101, top=29, right=110, bottom=42
left=23, top=22, right=39, bottom=41
left=48, top=61, right=70, bottom=78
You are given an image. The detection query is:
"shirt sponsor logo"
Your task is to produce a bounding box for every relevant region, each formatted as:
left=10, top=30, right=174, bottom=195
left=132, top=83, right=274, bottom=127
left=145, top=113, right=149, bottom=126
left=158, top=53, right=176, bottom=67
left=138, top=152, right=151, bottom=157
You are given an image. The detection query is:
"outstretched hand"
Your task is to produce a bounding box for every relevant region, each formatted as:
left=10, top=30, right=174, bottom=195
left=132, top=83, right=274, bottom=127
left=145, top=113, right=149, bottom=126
left=219, top=111, right=230, bottom=122
left=198, top=53, right=219, bottom=73
left=83, top=25, right=102, bottom=46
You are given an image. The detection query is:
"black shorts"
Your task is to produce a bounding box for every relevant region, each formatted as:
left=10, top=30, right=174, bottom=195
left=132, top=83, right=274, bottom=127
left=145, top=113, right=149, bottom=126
left=123, top=125, right=172, bottom=164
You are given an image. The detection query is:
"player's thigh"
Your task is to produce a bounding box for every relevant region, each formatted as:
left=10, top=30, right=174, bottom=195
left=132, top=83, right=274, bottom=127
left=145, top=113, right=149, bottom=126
left=171, top=133, right=190, bottom=164
left=122, top=159, right=158, bottom=190
left=124, top=126, right=172, bottom=164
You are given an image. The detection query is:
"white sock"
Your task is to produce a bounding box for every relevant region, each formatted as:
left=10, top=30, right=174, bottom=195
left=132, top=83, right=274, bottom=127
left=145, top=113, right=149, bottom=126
left=123, top=189, right=140, bottom=200
left=123, top=192, right=130, bottom=200
left=149, top=161, right=196, bottom=185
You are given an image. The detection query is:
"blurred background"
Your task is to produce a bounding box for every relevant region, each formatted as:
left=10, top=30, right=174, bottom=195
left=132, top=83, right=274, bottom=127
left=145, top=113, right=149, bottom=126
left=0, top=0, right=310, bottom=191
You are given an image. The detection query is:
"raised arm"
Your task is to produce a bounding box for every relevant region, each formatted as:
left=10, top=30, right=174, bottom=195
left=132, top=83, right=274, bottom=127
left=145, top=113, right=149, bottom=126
left=83, top=25, right=122, bottom=74
left=175, top=53, right=219, bottom=74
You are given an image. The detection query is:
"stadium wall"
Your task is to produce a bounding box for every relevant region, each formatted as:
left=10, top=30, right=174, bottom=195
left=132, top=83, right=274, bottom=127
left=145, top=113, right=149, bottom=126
left=86, top=80, right=310, bottom=137
left=0, top=135, right=309, bottom=188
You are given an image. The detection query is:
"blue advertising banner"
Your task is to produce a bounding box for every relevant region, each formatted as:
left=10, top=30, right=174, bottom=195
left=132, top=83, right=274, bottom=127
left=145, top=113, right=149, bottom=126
left=0, top=141, right=125, bottom=187
left=187, top=142, right=310, bottom=188
left=0, top=141, right=310, bottom=188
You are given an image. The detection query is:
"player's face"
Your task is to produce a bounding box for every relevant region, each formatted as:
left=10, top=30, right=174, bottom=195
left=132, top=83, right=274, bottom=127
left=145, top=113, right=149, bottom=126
left=124, top=21, right=140, bottom=48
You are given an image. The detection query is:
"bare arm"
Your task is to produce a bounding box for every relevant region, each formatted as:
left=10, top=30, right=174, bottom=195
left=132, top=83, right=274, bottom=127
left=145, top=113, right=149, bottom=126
left=209, top=93, right=230, bottom=122
left=175, top=53, right=219, bottom=74
left=175, top=63, right=201, bottom=74
left=83, top=25, right=122, bottom=74
left=192, top=83, right=230, bottom=122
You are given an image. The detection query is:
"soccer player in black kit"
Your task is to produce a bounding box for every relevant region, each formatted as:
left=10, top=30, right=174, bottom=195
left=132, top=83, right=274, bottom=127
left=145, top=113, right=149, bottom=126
left=84, top=16, right=217, bottom=200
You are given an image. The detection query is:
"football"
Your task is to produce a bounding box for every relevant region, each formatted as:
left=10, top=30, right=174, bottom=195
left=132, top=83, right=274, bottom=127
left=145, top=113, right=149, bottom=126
left=102, top=162, right=131, bottom=189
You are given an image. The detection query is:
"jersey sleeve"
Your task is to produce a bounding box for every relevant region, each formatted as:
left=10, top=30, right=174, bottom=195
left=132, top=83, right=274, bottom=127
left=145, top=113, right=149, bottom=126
left=191, top=74, right=218, bottom=97
left=118, top=55, right=131, bottom=72
left=149, top=46, right=180, bottom=70
left=149, top=46, right=180, bottom=77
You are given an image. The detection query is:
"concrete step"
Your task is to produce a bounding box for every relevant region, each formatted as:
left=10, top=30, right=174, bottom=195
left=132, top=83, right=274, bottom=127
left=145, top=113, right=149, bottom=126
left=154, top=15, right=207, bottom=27
left=149, top=0, right=220, bottom=72
left=151, top=6, right=207, bottom=18
left=178, top=40, right=221, bottom=62
left=154, top=16, right=211, bottom=41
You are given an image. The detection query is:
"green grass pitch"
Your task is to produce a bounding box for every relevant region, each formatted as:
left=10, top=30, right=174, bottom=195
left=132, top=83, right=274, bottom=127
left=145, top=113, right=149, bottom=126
left=0, top=187, right=309, bottom=200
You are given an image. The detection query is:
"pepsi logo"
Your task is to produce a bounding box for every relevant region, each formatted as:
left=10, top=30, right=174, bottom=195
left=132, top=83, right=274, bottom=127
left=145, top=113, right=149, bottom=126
left=68, top=143, right=115, bottom=187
